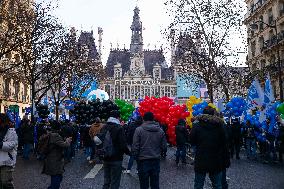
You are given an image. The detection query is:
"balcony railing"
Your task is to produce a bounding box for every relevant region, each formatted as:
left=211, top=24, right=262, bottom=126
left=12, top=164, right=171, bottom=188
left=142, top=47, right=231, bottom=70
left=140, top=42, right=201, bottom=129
left=261, top=30, right=284, bottom=51
left=244, top=0, right=268, bottom=20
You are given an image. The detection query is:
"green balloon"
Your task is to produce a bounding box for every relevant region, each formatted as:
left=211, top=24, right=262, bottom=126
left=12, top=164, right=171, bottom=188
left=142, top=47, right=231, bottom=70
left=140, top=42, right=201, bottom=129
left=277, top=103, right=284, bottom=114
left=281, top=114, right=284, bottom=120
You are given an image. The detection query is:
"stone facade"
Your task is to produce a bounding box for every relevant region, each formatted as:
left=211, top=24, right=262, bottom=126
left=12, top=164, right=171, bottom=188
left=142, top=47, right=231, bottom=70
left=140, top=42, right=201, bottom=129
left=0, top=0, right=32, bottom=117
left=244, top=0, right=284, bottom=99
left=101, top=7, right=176, bottom=101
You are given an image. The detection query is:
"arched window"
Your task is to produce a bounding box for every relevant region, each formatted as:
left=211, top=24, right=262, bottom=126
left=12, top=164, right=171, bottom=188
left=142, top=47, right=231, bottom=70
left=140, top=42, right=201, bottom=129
left=14, top=80, right=20, bottom=100
left=4, top=78, right=10, bottom=98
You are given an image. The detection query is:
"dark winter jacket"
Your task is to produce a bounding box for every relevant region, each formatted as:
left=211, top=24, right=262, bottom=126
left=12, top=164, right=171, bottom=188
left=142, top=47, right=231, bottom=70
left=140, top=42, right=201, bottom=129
left=82, top=125, right=93, bottom=147
left=222, top=123, right=231, bottom=169
left=42, top=132, right=70, bottom=176
left=175, top=124, right=190, bottom=146
left=132, top=121, right=167, bottom=161
left=189, top=114, right=227, bottom=173
left=97, top=117, right=130, bottom=162
left=21, top=122, right=34, bottom=144
left=243, top=124, right=256, bottom=139
left=278, top=123, right=284, bottom=150
left=126, top=121, right=141, bottom=145
left=231, top=120, right=241, bottom=140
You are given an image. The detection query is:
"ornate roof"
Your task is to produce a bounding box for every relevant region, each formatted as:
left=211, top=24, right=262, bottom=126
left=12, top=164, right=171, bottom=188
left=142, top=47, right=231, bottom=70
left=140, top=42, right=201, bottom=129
left=105, top=49, right=173, bottom=80
left=78, top=31, right=99, bottom=60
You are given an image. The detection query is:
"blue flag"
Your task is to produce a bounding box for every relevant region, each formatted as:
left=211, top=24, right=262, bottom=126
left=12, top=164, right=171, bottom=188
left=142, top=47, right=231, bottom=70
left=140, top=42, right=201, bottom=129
left=247, top=79, right=264, bottom=110
left=264, top=74, right=275, bottom=105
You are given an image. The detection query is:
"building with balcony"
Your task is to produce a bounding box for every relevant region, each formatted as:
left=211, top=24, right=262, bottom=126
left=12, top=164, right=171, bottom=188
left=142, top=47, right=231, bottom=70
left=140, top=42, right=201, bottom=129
left=244, top=0, right=284, bottom=99
left=0, top=0, right=32, bottom=117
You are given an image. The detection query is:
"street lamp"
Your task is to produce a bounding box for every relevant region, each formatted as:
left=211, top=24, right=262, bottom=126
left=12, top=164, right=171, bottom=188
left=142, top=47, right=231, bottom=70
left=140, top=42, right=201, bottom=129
left=250, top=20, right=283, bottom=102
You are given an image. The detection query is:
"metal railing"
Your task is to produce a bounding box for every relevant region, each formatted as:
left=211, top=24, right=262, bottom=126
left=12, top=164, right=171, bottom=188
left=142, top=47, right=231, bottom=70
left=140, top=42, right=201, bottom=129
left=244, top=0, right=268, bottom=20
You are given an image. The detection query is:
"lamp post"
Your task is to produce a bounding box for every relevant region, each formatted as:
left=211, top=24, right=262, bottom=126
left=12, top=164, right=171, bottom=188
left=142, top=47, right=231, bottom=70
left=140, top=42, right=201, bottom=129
left=251, top=20, right=283, bottom=102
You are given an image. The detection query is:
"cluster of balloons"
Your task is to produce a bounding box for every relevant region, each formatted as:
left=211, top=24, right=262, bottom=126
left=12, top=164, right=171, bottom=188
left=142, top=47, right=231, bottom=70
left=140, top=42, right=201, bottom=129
left=277, top=102, right=284, bottom=119
left=138, top=96, right=191, bottom=145
left=71, top=99, right=119, bottom=124
left=192, top=101, right=209, bottom=117
left=165, top=105, right=190, bottom=145
left=115, top=99, right=135, bottom=121
left=186, top=96, right=202, bottom=127
left=225, top=97, right=246, bottom=117
left=138, top=96, right=174, bottom=123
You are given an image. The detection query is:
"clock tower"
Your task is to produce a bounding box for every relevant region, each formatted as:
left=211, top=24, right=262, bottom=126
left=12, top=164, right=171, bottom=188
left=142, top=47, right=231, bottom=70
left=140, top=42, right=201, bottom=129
left=130, top=7, right=143, bottom=54
left=129, top=6, right=145, bottom=77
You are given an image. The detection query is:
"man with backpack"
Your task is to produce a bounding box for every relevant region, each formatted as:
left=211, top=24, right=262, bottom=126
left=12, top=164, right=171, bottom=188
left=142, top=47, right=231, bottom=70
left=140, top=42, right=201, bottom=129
left=96, top=111, right=129, bottom=189
left=132, top=112, right=167, bottom=189
left=41, top=121, right=72, bottom=189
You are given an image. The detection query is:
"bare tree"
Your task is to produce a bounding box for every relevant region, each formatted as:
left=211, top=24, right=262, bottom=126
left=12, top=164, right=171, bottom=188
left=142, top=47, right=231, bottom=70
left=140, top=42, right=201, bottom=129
left=0, top=0, right=33, bottom=72
left=15, top=1, right=68, bottom=120
left=47, top=29, right=105, bottom=120
left=165, top=0, right=246, bottom=102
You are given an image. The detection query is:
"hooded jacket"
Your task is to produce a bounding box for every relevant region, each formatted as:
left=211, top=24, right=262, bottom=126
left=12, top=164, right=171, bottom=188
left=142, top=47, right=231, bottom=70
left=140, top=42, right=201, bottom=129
left=42, top=131, right=70, bottom=175
left=89, top=123, right=102, bottom=139
left=175, top=124, right=190, bottom=146
left=189, top=114, right=227, bottom=173
left=132, top=121, right=167, bottom=160
left=97, top=117, right=129, bottom=162
left=0, top=128, right=18, bottom=167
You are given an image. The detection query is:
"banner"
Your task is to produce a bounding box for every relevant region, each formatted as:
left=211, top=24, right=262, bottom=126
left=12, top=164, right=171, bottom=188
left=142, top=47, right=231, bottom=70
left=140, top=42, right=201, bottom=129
left=264, top=74, right=275, bottom=105
left=246, top=79, right=264, bottom=110
left=176, top=75, right=200, bottom=98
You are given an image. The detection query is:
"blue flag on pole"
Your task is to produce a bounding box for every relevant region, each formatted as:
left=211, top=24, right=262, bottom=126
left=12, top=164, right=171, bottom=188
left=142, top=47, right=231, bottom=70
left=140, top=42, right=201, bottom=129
left=247, top=79, right=264, bottom=110
left=264, top=74, right=275, bottom=105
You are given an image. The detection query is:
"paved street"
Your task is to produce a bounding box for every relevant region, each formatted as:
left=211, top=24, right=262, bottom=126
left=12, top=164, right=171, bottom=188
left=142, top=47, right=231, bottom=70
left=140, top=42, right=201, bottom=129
left=14, top=148, right=284, bottom=189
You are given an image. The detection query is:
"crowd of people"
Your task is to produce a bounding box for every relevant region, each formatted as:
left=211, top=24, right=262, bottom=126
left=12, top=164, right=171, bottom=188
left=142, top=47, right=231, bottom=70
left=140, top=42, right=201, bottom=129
left=0, top=106, right=283, bottom=189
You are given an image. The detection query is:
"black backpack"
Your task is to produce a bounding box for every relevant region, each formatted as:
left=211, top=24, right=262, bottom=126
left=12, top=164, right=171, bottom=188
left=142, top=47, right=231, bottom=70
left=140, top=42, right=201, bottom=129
left=97, top=129, right=116, bottom=159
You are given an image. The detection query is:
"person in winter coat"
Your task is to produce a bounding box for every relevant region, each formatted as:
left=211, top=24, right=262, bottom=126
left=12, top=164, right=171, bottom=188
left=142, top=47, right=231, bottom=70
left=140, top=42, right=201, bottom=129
left=123, top=115, right=143, bottom=174
left=132, top=112, right=167, bottom=189
left=82, top=124, right=93, bottom=161
left=20, top=118, right=34, bottom=160
left=175, top=119, right=190, bottom=165
left=221, top=118, right=231, bottom=189
left=189, top=107, right=227, bottom=189
left=61, top=121, right=74, bottom=163
left=277, top=117, right=284, bottom=163
left=243, top=121, right=257, bottom=160
left=230, top=117, right=241, bottom=159
left=42, top=121, right=72, bottom=189
left=96, top=111, right=129, bottom=189
left=89, top=118, right=103, bottom=163
left=0, top=114, right=18, bottom=189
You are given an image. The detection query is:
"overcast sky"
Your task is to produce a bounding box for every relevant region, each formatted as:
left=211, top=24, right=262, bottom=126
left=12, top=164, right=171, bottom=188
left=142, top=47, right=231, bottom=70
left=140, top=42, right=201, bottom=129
left=55, top=0, right=171, bottom=65
left=54, top=0, right=247, bottom=66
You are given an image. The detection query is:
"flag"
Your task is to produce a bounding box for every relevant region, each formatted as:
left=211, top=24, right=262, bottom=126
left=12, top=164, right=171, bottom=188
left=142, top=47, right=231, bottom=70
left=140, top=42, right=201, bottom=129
left=246, top=78, right=264, bottom=110
left=264, top=74, right=275, bottom=105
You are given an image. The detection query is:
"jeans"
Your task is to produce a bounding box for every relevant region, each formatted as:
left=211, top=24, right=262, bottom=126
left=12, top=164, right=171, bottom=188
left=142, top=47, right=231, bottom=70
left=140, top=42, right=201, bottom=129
left=85, top=147, right=92, bottom=158
left=265, top=141, right=277, bottom=162
left=194, top=171, right=222, bottom=189
left=48, top=175, right=63, bottom=189
left=221, top=169, right=228, bottom=189
left=23, top=143, right=32, bottom=160
left=246, top=138, right=256, bottom=158
left=176, top=145, right=186, bottom=164
left=64, top=146, right=72, bottom=161
left=230, top=138, right=240, bottom=158
left=70, top=142, right=76, bottom=158
left=137, top=159, right=160, bottom=189
left=0, top=166, right=14, bottom=189
left=127, top=155, right=135, bottom=170
left=103, top=161, right=122, bottom=189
